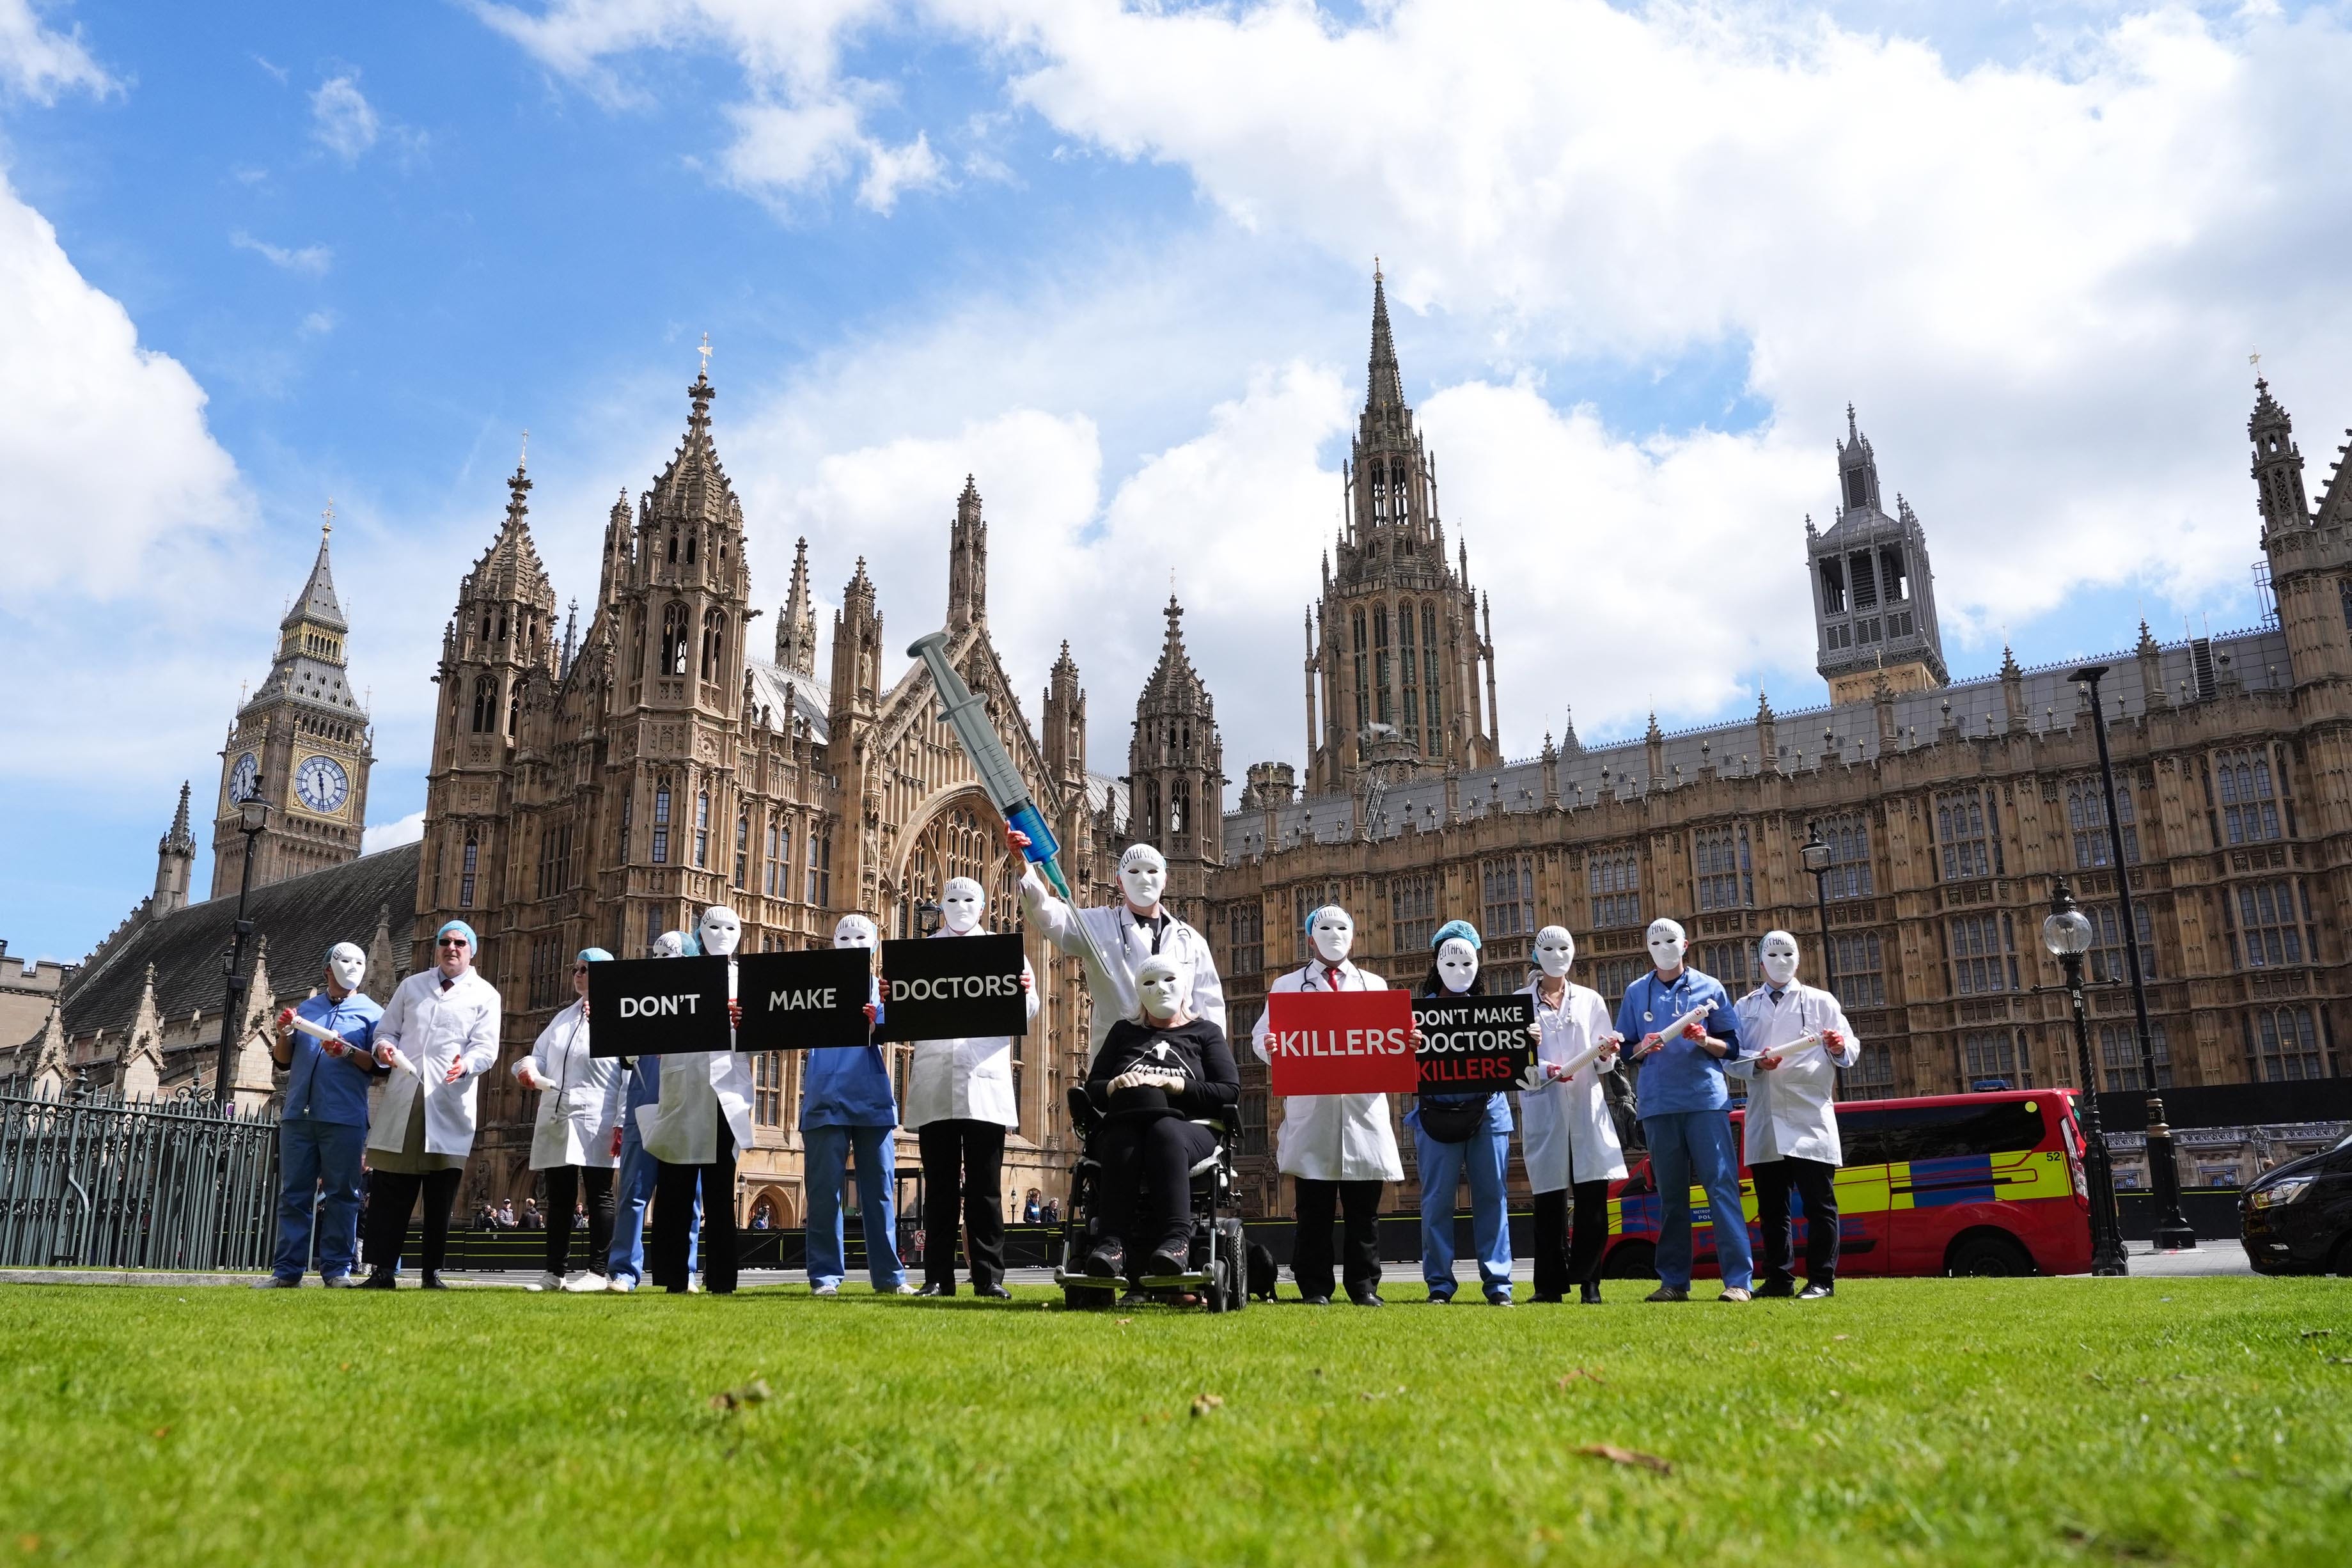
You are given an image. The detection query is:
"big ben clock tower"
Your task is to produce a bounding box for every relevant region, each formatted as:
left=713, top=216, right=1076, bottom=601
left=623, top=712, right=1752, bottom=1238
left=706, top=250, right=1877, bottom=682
left=210, top=514, right=375, bottom=899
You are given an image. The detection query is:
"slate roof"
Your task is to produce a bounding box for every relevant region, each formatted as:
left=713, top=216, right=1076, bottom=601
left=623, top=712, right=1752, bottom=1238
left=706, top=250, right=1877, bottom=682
left=746, top=657, right=830, bottom=744
left=63, top=842, right=421, bottom=1039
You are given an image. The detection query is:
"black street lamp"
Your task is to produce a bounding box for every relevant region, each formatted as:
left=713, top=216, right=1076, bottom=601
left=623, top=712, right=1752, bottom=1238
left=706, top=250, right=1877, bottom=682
left=2041, top=877, right=2130, bottom=1275
left=2072, top=664, right=2197, bottom=1251
left=1798, top=822, right=1840, bottom=1000
left=214, top=797, right=272, bottom=1106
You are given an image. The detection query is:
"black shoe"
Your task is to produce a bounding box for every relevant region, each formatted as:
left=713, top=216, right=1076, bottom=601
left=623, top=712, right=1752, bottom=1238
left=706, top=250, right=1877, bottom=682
left=1145, top=1246, right=1189, bottom=1278
left=974, top=1283, right=1012, bottom=1300
left=420, top=1272, right=448, bottom=1290
left=357, top=1271, right=396, bottom=1291
left=1529, top=1292, right=1564, bottom=1305
left=1755, top=1278, right=1797, bottom=1299
left=1580, top=1282, right=1603, bottom=1305
left=1082, top=1240, right=1125, bottom=1279
left=1798, top=1280, right=1836, bottom=1300
left=1347, top=1290, right=1384, bottom=1308
left=1301, top=1293, right=1331, bottom=1306
left=916, top=1283, right=955, bottom=1298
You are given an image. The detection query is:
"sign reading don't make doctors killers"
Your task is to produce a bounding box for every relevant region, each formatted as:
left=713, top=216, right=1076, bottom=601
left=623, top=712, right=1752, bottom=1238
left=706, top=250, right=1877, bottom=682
left=1411, top=995, right=1537, bottom=1092
left=874, top=934, right=1030, bottom=1043
left=1263, top=990, right=1417, bottom=1095
left=587, top=956, right=732, bottom=1057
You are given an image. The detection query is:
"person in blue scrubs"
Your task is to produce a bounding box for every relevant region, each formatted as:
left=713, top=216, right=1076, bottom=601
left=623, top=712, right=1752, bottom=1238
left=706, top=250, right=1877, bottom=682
left=258, top=942, right=382, bottom=1287
left=605, top=930, right=698, bottom=1292
left=1406, top=920, right=1517, bottom=1306
left=1616, top=916, right=1753, bottom=1303
left=803, top=914, right=913, bottom=1296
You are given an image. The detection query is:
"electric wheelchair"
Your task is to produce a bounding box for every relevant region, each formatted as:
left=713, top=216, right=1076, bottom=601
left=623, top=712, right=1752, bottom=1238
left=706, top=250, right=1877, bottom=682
left=1052, top=1085, right=1249, bottom=1313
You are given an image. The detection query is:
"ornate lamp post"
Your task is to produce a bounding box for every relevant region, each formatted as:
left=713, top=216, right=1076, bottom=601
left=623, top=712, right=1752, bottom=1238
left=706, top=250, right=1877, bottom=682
left=1798, top=822, right=1840, bottom=998
left=214, top=797, right=272, bottom=1106
left=2042, top=877, right=2130, bottom=1275
left=2071, top=664, right=2197, bottom=1251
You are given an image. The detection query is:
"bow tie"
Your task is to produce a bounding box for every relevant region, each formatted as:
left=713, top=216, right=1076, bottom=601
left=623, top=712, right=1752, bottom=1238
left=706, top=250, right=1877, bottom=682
left=441, top=975, right=457, bottom=992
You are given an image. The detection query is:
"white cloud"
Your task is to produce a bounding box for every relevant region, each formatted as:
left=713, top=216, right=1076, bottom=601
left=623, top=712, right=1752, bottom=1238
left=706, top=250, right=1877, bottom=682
left=301, top=309, right=338, bottom=336
left=0, top=0, right=114, bottom=101
left=856, top=130, right=945, bottom=212
left=362, top=810, right=426, bottom=854
left=231, top=230, right=333, bottom=276
left=310, top=72, right=381, bottom=161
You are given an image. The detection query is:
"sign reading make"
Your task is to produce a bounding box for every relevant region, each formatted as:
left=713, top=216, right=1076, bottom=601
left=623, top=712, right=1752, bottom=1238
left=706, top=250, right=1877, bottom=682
left=735, top=948, right=874, bottom=1051
left=1411, top=995, right=1536, bottom=1091
left=1263, top=990, right=1416, bottom=1095
left=587, top=956, right=731, bottom=1057
left=875, top=934, right=1030, bottom=1043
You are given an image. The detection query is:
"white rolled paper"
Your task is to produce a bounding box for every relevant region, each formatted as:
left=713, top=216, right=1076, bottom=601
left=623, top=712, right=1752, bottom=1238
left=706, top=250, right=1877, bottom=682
left=286, top=1013, right=341, bottom=1044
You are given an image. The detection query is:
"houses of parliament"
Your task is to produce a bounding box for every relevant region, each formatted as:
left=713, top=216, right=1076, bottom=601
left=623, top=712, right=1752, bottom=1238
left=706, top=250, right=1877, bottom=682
left=17, top=274, right=2352, bottom=1223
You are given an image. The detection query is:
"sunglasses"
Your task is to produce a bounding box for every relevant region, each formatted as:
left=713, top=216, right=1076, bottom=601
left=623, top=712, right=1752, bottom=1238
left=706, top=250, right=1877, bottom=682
left=437, top=937, right=469, bottom=949
left=571, top=965, right=589, bottom=975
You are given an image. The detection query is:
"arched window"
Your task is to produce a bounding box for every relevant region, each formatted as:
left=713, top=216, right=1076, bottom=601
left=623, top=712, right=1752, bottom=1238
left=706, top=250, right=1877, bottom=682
left=686, top=531, right=697, bottom=566
left=1351, top=609, right=1369, bottom=729
left=734, top=813, right=749, bottom=888
left=1171, top=780, right=1189, bottom=841
left=661, top=604, right=689, bottom=677
left=1422, top=602, right=1441, bottom=745
left=460, top=831, right=478, bottom=908
left=471, top=675, right=494, bottom=733
left=652, top=779, right=671, bottom=865
left=507, top=686, right=519, bottom=737
left=666, top=528, right=679, bottom=564
left=1399, top=597, right=1420, bottom=743
left=700, top=609, right=727, bottom=681
left=694, top=791, right=710, bottom=868
left=629, top=610, right=645, bottom=682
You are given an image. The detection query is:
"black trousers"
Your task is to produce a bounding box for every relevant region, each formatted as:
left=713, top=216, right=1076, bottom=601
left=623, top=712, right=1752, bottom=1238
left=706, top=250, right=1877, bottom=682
left=542, top=1164, right=614, bottom=1276
left=1292, top=1177, right=1383, bottom=1298
left=365, top=1167, right=462, bottom=1276
left=652, top=1123, right=737, bottom=1293
left=1096, top=1115, right=1218, bottom=1257
left=1753, top=1156, right=1841, bottom=1285
left=1532, top=1181, right=1612, bottom=1298
left=918, top=1118, right=1007, bottom=1290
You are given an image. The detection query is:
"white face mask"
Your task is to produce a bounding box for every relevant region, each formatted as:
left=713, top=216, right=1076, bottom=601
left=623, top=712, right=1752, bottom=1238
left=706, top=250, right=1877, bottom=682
left=1118, top=845, right=1168, bottom=911
left=697, top=906, right=742, bottom=957
left=939, top=877, right=985, bottom=936
left=834, top=914, right=878, bottom=950
left=1533, top=926, right=1576, bottom=980
left=1759, top=930, right=1800, bottom=989
left=1646, top=918, right=1688, bottom=974
left=649, top=931, right=688, bottom=960
left=1436, top=937, right=1480, bottom=994
left=1136, top=959, right=1187, bottom=1022
left=327, top=943, right=366, bottom=992
left=1308, top=907, right=1354, bottom=966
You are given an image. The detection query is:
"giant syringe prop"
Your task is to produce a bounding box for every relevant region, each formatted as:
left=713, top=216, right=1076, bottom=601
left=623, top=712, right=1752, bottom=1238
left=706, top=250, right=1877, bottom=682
left=907, top=632, right=1113, bottom=979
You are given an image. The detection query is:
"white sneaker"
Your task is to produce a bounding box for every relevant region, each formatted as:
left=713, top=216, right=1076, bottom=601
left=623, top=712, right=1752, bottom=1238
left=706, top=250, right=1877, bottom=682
left=606, top=1274, right=637, bottom=1294
left=686, top=1275, right=702, bottom=1294
left=560, top=1271, right=601, bottom=1292
left=526, top=1270, right=563, bottom=1293
left=890, top=1283, right=919, bottom=1296
left=811, top=1282, right=839, bottom=1297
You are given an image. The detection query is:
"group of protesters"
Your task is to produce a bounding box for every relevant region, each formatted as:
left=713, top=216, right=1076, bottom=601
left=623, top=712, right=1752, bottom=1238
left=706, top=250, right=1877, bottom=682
left=260, top=823, right=1859, bottom=1306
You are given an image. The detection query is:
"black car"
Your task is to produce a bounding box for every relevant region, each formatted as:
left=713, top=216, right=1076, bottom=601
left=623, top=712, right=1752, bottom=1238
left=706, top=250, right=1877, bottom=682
left=2241, top=1132, right=2352, bottom=1275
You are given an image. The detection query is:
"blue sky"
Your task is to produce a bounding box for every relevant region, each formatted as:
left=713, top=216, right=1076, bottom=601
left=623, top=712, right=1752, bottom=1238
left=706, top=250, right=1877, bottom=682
left=4, top=0, right=2351, bottom=967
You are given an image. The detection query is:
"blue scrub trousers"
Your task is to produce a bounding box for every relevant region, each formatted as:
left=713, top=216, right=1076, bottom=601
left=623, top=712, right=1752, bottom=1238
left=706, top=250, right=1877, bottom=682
left=1412, top=1125, right=1513, bottom=1301
left=804, top=1123, right=905, bottom=1290
left=607, top=1121, right=695, bottom=1285
left=273, top=1117, right=366, bottom=1282
left=1645, top=1109, right=1753, bottom=1290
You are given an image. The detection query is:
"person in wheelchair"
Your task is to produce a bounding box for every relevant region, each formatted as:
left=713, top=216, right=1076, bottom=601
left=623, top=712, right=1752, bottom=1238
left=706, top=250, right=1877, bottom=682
left=1078, top=955, right=1239, bottom=1282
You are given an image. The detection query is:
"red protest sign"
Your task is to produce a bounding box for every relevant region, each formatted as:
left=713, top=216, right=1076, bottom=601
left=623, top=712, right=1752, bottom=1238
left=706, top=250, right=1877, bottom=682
left=1264, top=990, right=1418, bottom=1095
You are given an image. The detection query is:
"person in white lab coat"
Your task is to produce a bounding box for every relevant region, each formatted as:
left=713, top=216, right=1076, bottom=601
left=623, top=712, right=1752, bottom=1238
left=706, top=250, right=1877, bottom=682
left=1008, top=829, right=1223, bottom=1063
left=1727, top=930, right=1858, bottom=1299
left=358, top=920, right=503, bottom=1289
left=1514, top=926, right=1626, bottom=1305
left=1250, top=904, right=1400, bottom=1306
left=511, top=947, right=623, bottom=1293
left=906, top=877, right=1037, bottom=1299
left=641, top=905, right=755, bottom=1296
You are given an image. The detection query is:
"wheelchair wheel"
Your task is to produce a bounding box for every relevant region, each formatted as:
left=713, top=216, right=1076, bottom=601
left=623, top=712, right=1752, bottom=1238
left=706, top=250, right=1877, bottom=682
left=1218, top=1219, right=1248, bottom=1315
left=1203, top=1274, right=1228, bottom=1313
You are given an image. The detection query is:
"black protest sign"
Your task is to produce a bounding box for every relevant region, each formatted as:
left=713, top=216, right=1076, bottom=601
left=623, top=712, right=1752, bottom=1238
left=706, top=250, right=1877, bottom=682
left=735, top=948, right=874, bottom=1050
left=875, top=934, right=1029, bottom=1043
left=587, top=956, right=731, bottom=1057
left=1411, top=994, right=1536, bottom=1092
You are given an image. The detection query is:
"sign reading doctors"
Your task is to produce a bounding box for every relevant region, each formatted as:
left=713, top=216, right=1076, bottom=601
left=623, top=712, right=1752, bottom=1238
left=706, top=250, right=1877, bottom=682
left=735, top=948, right=875, bottom=1051
left=587, top=956, right=732, bottom=1058
left=875, top=934, right=1030, bottom=1043
left=1411, top=994, right=1537, bottom=1092
left=1262, top=991, right=1416, bottom=1095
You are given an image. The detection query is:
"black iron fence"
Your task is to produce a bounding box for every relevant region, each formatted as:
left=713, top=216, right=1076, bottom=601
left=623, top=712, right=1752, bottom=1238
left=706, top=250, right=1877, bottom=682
left=0, top=1089, right=280, bottom=1270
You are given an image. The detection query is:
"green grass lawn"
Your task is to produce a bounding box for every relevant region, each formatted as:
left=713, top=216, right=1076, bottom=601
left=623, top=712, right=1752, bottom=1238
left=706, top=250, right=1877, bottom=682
left=3, top=1276, right=2348, bottom=1566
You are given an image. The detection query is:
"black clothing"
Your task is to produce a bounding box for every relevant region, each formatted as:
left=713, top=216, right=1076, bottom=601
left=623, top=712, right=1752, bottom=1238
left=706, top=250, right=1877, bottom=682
left=1753, top=1155, right=1840, bottom=1286
left=365, top=1167, right=462, bottom=1278
left=1085, top=1016, right=1241, bottom=1123
left=541, top=1164, right=614, bottom=1276
left=1532, top=1180, right=1612, bottom=1299
left=918, top=1118, right=1007, bottom=1290
left=1095, top=1117, right=1220, bottom=1258
left=652, top=1123, right=737, bottom=1293
left=1292, top=1177, right=1383, bottom=1300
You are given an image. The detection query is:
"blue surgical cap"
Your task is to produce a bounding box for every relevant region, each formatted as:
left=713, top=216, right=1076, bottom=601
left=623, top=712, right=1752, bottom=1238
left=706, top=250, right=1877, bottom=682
left=1431, top=918, right=1482, bottom=951
left=577, top=947, right=613, bottom=964
left=1303, top=904, right=1345, bottom=936
left=435, top=920, right=478, bottom=950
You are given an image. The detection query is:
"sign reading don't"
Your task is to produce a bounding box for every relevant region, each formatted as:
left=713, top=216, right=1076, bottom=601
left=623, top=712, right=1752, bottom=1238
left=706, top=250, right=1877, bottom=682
left=735, top=948, right=874, bottom=1051
left=876, top=934, right=1030, bottom=1043
left=587, top=956, right=731, bottom=1057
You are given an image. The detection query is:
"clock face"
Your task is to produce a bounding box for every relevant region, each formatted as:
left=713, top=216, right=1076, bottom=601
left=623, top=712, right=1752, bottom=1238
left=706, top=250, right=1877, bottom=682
left=295, top=755, right=349, bottom=814
left=228, top=752, right=259, bottom=804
